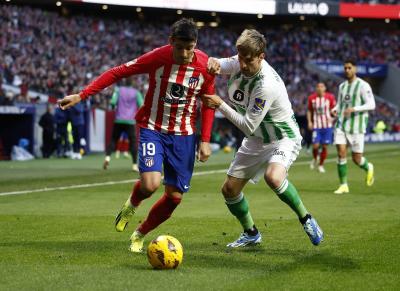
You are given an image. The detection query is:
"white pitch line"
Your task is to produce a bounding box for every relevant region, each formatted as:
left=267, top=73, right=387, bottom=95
left=0, top=159, right=332, bottom=197
left=1, top=150, right=397, bottom=197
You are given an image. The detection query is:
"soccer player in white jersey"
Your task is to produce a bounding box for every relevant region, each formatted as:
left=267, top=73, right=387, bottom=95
left=203, top=29, right=323, bottom=247
left=332, top=59, right=375, bottom=194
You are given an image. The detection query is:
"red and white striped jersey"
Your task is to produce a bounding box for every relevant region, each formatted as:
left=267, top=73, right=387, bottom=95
left=79, top=45, right=215, bottom=140
left=307, top=92, right=336, bottom=129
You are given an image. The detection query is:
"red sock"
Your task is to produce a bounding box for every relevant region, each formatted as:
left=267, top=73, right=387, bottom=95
left=130, top=181, right=149, bottom=207
left=320, top=147, right=327, bottom=165
left=312, top=148, right=318, bottom=160
left=137, top=193, right=182, bottom=235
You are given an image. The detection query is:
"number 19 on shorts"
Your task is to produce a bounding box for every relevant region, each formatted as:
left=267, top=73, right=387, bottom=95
left=142, top=142, right=155, bottom=156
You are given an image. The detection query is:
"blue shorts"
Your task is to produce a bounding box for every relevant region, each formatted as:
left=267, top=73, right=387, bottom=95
left=312, top=128, right=333, bottom=145
left=138, top=127, right=196, bottom=193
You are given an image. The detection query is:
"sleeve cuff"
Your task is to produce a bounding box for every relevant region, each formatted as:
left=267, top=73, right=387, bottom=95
left=218, top=102, right=230, bottom=114
left=79, top=91, right=88, bottom=100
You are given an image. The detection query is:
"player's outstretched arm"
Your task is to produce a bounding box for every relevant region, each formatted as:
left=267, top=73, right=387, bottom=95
left=208, top=56, right=240, bottom=75
left=197, top=100, right=215, bottom=162
left=57, top=94, right=81, bottom=110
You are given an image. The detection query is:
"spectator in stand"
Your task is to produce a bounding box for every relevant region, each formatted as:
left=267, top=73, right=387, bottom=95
left=39, top=103, right=55, bottom=158
left=2, top=92, right=15, bottom=105
left=54, top=106, right=71, bottom=158
left=0, top=4, right=398, bottom=128
left=391, top=122, right=400, bottom=133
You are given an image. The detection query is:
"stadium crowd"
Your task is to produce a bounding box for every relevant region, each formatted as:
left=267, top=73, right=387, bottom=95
left=341, top=0, right=399, bottom=4
left=0, top=4, right=398, bottom=129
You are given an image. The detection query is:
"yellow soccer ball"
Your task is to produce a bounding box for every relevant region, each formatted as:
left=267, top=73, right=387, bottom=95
left=147, top=235, right=183, bottom=269
left=223, top=145, right=232, bottom=153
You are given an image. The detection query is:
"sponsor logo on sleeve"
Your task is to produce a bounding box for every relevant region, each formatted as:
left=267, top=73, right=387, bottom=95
left=273, top=149, right=286, bottom=158
left=251, top=97, right=266, bottom=114
left=125, top=59, right=137, bottom=67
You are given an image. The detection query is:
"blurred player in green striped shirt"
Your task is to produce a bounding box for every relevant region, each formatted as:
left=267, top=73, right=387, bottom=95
left=332, top=59, right=375, bottom=194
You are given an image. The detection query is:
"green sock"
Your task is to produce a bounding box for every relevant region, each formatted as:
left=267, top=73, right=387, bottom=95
left=274, top=180, right=308, bottom=219
left=225, top=193, right=254, bottom=230
left=337, top=159, right=348, bottom=184
left=359, top=157, right=369, bottom=172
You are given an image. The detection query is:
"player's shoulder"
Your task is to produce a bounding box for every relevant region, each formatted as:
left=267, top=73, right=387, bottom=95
left=339, top=80, right=347, bottom=88
left=147, top=45, right=171, bottom=57
left=261, top=60, right=281, bottom=82
left=259, top=61, right=284, bottom=92
left=193, top=49, right=209, bottom=66
left=325, top=92, right=335, bottom=99
left=357, top=77, right=371, bottom=87
left=308, top=93, right=317, bottom=100
left=194, top=48, right=209, bottom=59
left=155, top=44, right=172, bottom=52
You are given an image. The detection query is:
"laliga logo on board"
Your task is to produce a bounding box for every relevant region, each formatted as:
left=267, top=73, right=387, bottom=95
left=288, top=2, right=329, bottom=16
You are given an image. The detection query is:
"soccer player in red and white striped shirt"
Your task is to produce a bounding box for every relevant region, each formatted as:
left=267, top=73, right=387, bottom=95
left=307, top=82, right=336, bottom=173
left=58, top=19, right=215, bottom=252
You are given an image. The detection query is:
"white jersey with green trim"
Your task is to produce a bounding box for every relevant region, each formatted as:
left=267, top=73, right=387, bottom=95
left=218, top=56, right=301, bottom=144
left=336, top=77, right=375, bottom=134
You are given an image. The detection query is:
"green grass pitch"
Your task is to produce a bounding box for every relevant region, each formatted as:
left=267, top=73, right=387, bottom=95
left=0, top=143, right=399, bottom=290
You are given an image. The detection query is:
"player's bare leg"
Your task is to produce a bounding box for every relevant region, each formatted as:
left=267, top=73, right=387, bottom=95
left=222, top=176, right=261, bottom=248
left=318, top=144, right=328, bottom=173
left=265, top=163, right=323, bottom=245
left=130, top=185, right=183, bottom=253
left=103, top=155, right=110, bottom=170
left=115, top=172, right=161, bottom=232
left=352, top=152, right=374, bottom=186
left=310, top=143, right=319, bottom=170
left=335, top=144, right=349, bottom=194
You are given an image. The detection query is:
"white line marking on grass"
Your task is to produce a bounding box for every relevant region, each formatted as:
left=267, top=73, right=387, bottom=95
left=1, top=151, right=397, bottom=197
left=0, top=170, right=229, bottom=197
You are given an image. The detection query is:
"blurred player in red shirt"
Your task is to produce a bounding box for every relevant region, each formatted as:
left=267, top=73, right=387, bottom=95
left=58, top=18, right=215, bottom=252
left=307, top=82, right=336, bottom=173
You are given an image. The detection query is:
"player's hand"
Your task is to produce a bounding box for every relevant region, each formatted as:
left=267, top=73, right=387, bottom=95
left=207, top=57, right=221, bottom=75
left=57, top=94, right=81, bottom=110
left=307, top=122, right=313, bottom=131
left=344, top=107, right=355, bottom=117
left=197, top=142, right=212, bottom=162
left=330, top=108, right=337, bottom=117
left=202, top=94, right=223, bottom=109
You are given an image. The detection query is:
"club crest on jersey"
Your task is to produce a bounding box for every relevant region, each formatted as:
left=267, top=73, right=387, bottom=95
left=145, top=157, right=154, bottom=168
left=188, top=77, right=199, bottom=89
left=251, top=97, right=266, bottom=114
left=233, top=90, right=245, bottom=102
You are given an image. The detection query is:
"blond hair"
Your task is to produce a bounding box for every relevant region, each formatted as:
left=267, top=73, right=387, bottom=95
left=236, top=29, right=266, bottom=57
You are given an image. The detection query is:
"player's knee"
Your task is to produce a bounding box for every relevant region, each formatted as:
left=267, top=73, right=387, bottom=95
left=165, top=193, right=182, bottom=206
left=221, top=182, right=239, bottom=199
left=140, top=181, right=160, bottom=196
left=264, top=171, right=284, bottom=190
left=352, top=155, right=361, bottom=165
